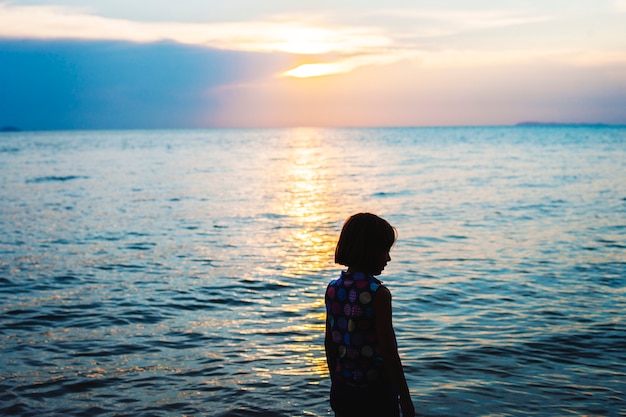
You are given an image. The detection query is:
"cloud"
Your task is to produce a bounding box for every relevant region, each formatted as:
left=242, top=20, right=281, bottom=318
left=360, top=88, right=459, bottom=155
left=0, top=4, right=555, bottom=51
left=368, top=8, right=552, bottom=37
left=282, top=52, right=415, bottom=78
left=3, top=2, right=625, bottom=80
left=0, top=4, right=389, bottom=55
left=0, top=3, right=571, bottom=78
left=615, top=0, right=626, bottom=12
left=0, top=39, right=290, bottom=129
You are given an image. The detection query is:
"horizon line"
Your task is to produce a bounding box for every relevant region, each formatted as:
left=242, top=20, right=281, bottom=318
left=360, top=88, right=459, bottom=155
left=2, top=122, right=625, bottom=133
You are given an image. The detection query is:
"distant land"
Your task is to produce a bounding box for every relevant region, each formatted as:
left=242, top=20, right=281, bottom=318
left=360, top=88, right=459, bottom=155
left=516, top=121, right=611, bottom=127
left=0, top=126, right=21, bottom=132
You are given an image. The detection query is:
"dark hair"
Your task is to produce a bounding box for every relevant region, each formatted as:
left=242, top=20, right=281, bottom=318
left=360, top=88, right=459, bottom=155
left=335, top=213, right=396, bottom=272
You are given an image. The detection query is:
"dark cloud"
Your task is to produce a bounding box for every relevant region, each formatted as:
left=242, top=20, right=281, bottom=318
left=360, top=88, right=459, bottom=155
left=0, top=39, right=289, bottom=130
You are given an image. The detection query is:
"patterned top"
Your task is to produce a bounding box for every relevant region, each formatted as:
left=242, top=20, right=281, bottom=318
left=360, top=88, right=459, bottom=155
left=325, top=271, right=386, bottom=387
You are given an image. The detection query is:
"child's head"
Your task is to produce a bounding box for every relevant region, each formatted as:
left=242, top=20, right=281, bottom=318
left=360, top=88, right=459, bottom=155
left=335, top=213, right=396, bottom=275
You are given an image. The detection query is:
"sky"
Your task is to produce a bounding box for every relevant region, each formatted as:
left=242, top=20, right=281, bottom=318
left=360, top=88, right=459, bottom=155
left=1, top=0, right=626, bottom=129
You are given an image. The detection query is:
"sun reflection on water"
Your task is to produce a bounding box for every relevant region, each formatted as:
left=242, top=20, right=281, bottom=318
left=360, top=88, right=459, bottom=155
left=264, top=128, right=349, bottom=381
left=271, top=128, right=343, bottom=277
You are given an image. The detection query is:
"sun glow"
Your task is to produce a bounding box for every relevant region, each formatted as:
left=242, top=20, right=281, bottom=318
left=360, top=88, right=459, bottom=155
left=283, top=63, right=347, bottom=78
left=265, top=27, right=342, bottom=55
left=281, top=52, right=412, bottom=78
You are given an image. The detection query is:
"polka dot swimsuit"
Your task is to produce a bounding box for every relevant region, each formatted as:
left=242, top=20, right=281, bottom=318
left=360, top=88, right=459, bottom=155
left=325, top=271, right=384, bottom=387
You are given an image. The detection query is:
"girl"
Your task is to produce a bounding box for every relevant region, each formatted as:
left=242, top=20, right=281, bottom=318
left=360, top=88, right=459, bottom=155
left=325, top=213, right=415, bottom=417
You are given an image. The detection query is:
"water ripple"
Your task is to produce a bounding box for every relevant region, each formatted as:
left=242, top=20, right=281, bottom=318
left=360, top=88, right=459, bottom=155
left=1, top=127, right=625, bottom=416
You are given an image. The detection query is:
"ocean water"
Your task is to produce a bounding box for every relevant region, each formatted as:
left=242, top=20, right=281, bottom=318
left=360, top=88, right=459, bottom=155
left=0, top=126, right=625, bottom=417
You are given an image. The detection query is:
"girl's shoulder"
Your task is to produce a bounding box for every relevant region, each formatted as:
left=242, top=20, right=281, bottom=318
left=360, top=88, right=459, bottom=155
left=376, top=284, right=391, bottom=296
left=369, top=276, right=389, bottom=294
left=370, top=276, right=391, bottom=297
left=372, top=284, right=392, bottom=310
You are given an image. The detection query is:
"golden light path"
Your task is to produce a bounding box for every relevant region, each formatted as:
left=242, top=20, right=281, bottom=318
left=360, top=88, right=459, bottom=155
left=269, top=128, right=346, bottom=378
left=273, top=128, right=341, bottom=276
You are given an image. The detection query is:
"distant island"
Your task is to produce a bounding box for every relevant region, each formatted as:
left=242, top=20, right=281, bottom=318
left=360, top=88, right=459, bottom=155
left=1, top=126, right=21, bottom=132
left=516, top=122, right=610, bottom=127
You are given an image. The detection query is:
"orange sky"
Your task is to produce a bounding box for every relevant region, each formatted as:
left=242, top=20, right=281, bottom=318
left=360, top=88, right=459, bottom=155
left=1, top=1, right=625, bottom=128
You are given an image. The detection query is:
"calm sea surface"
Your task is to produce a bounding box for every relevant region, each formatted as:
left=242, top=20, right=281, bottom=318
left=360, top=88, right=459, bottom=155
left=1, top=127, right=625, bottom=417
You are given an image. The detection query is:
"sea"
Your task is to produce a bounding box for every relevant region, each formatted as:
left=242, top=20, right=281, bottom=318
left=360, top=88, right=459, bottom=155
left=0, top=126, right=625, bottom=417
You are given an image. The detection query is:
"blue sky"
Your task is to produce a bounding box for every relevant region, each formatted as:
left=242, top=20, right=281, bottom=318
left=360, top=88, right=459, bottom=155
left=1, top=0, right=625, bottom=129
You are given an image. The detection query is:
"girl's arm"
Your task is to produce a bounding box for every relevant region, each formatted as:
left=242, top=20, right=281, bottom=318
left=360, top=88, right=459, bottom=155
left=374, top=286, right=415, bottom=417
left=324, top=317, right=336, bottom=378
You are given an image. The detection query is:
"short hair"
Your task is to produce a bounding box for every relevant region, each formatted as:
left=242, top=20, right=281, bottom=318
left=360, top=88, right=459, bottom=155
left=335, top=213, right=396, bottom=272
